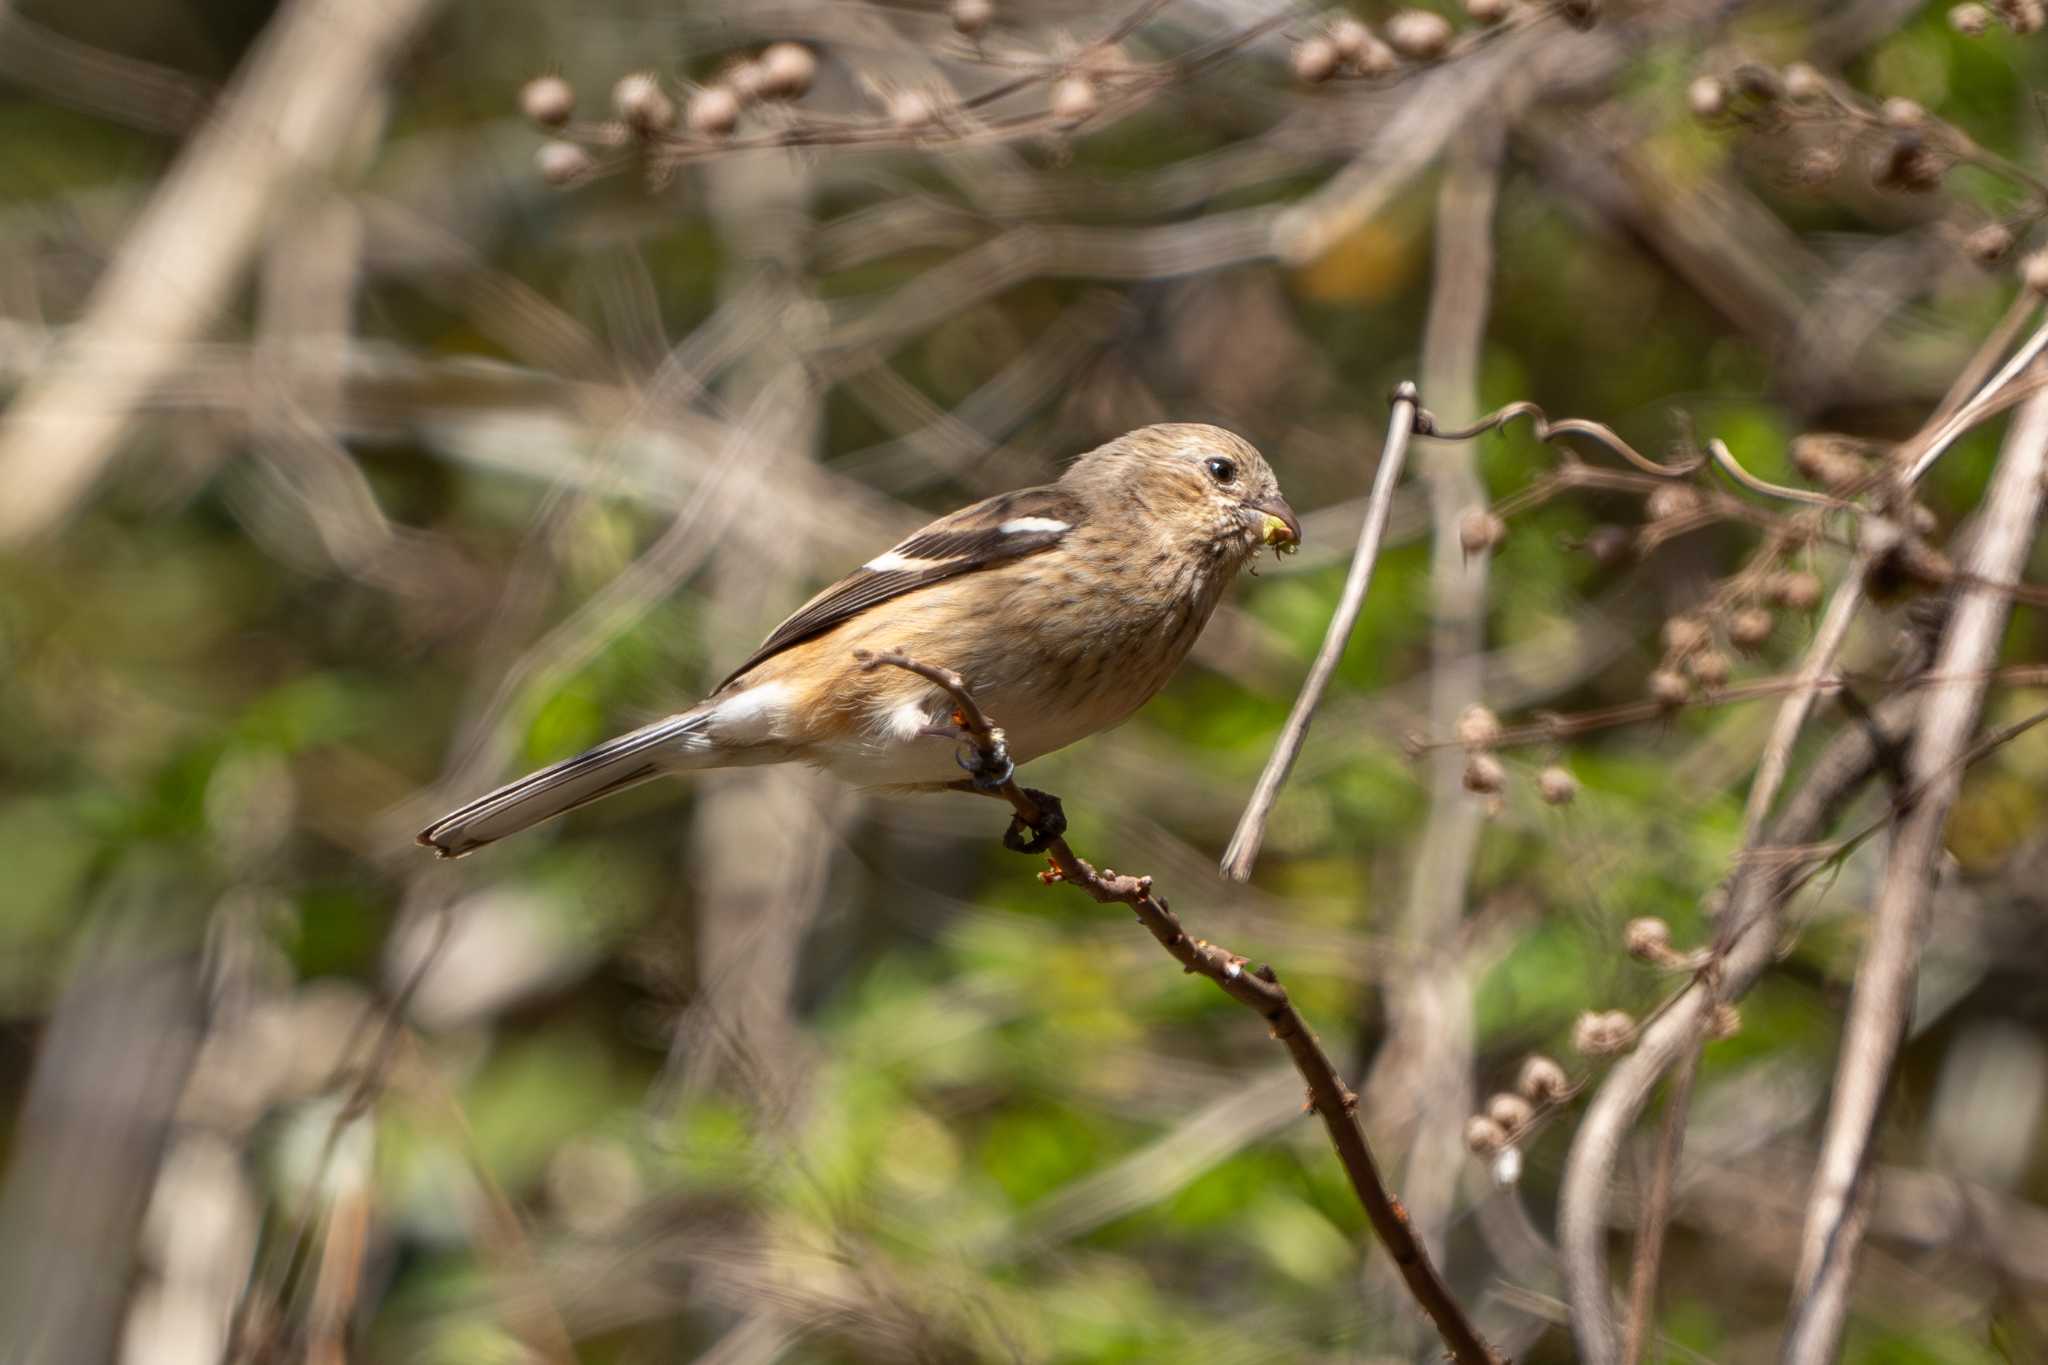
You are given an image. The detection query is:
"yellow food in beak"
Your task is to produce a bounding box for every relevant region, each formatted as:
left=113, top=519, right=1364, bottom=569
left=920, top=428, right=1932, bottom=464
left=1260, top=513, right=1299, bottom=553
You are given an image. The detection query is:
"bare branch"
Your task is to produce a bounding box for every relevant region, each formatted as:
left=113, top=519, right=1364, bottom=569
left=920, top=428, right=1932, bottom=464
left=858, top=648, right=1505, bottom=1365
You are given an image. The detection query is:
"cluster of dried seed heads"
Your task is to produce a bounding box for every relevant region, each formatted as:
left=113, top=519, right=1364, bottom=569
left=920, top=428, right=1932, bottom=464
left=1292, top=7, right=1470, bottom=85
left=1457, top=704, right=1507, bottom=796
left=518, top=42, right=824, bottom=182
left=1452, top=703, right=1576, bottom=805
left=1464, top=1052, right=1571, bottom=1172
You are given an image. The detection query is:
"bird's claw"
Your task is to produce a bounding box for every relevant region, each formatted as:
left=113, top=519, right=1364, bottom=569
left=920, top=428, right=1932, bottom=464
left=955, top=742, right=1015, bottom=791
left=1002, top=788, right=1067, bottom=854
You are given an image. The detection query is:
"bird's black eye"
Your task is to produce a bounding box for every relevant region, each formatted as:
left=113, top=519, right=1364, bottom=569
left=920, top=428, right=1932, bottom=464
left=1204, top=456, right=1239, bottom=484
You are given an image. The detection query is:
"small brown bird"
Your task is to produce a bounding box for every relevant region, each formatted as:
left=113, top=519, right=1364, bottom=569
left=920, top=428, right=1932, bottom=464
left=418, top=423, right=1298, bottom=857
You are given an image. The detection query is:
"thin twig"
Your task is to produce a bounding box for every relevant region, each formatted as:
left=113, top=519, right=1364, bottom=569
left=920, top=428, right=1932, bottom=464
left=1618, top=1006, right=1707, bottom=1365
left=1420, top=399, right=1704, bottom=478
left=1928, top=289, right=2036, bottom=428
left=1901, top=307, right=2048, bottom=484
left=1705, top=438, right=1843, bottom=508
left=1220, top=383, right=1419, bottom=881
left=858, top=649, right=1505, bottom=1365
left=1783, top=388, right=2048, bottom=1364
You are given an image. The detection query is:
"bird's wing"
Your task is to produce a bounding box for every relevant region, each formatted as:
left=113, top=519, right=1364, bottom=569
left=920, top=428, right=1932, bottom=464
left=714, top=484, right=1084, bottom=691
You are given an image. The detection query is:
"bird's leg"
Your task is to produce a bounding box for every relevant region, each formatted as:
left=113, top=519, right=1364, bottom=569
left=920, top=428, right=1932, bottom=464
left=931, top=704, right=1014, bottom=791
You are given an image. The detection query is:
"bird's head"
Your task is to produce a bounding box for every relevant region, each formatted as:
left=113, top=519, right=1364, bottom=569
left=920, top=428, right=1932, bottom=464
left=1064, top=423, right=1300, bottom=563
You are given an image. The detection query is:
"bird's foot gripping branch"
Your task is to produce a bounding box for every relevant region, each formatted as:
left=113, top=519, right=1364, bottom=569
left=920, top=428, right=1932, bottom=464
left=856, top=647, right=1505, bottom=1365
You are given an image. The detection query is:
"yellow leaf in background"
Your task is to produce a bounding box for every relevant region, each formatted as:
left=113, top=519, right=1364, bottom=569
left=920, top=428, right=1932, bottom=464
left=1290, top=218, right=1414, bottom=305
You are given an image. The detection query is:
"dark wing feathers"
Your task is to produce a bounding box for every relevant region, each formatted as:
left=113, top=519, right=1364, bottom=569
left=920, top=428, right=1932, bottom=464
left=715, top=485, right=1082, bottom=691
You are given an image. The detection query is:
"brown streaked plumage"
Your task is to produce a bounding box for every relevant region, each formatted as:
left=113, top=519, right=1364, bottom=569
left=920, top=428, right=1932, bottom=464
left=417, top=423, right=1298, bottom=857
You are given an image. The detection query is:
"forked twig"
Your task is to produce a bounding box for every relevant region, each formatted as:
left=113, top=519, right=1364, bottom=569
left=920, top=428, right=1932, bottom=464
left=858, top=648, right=1505, bottom=1365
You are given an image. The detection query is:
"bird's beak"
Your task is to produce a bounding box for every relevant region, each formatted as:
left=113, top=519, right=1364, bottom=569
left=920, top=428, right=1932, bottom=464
left=1246, top=496, right=1301, bottom=552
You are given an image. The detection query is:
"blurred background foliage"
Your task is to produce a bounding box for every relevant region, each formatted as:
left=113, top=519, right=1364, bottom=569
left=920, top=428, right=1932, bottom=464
left=3, top=1, right=2048, bottom=1362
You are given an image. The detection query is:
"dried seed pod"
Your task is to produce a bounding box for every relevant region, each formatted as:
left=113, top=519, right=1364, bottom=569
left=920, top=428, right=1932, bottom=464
left=1872, top=136, right=1943, bottom=193
left=1465, top=1114, right=1508, bottom=1155
left=1645, top=482, right=1703, bottom=522
left=1456, top=704, right=1503, bottom=749
left=1728, top=607, right=1775, bottom=651
left=1516, top=1054, right=1570, bottom=1102
left=1791, top=433, right=1868, bottom=491
left=1772, top=570, right=1823, bottom=610
left=722, top=59, right=768, bottom=104
left=1348, top=35, right=1398, bottom=77
left=887, top=89, right=934, bottom=130
left=1581, top=524, right=1635, bottom=565
left=521, top=74, right=576, bottom=127
left=613, top=72, right=676, bottom=134
left=535, top=139, right=593, bottom=185
left=1328, top=17, right=1371, bottom=60
left=2024, top=251, right=2048, bottom=295
left=1965, top=224, right=2015, bottom=265
left=1868, top=537, right=1955, bottom=598
left=685, top=85, right=741, bottom=136
left=1385, top=8, right=1454, bottom=59
left=1573, top=1009, right=1637, bottom=1056
left=1463, top=752, right=1506, bottom=795
left=1782, top=62, right=1825, bottom=103
left=1292, top=36, right=1341, bottom=85
left=1998, top=0, right=2048, bottom=34
left=1732, top=64, right=1783, bottom=102
left=1465, top=0, right=1510, bottom=20
left=1458, top=508, right=1507, bottom=554
left=1538, top=765, right=1578, bottom=806
left=1790, top=145, right=1844, bottom=187
left=951, top=0, right=994, bottom=37
left=1487, top=1092, right=1535, bottom=1133
left=1662, top=615, right=1710, bottom=655
left=1624, top=916, right=1672, bottom=961
left=1950, top=1, right=1992, bottom=32
left=1882, top=96, right=1927, bottom=130
left=1687, top=75, right=1728, bottom=121
left=1688, top=649, right=1731, bottom=688
left=758, top=43, right=817, bottom=99
left=1050, top=74, right=1099, bottom=124
left=1648, top=669, right=1691, bottom=708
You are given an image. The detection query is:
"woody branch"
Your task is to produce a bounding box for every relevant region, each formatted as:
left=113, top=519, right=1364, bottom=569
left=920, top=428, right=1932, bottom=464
left=855, top=647, right=1506, bottom=1365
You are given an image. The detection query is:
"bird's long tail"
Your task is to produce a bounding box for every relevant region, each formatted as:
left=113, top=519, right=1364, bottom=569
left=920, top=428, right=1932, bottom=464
left=417, top=711, right=710, bottom=858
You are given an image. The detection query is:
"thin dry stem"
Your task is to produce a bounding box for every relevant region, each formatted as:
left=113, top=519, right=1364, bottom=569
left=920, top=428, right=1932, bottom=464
left=1221, top=383, right=1419, bottom=881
